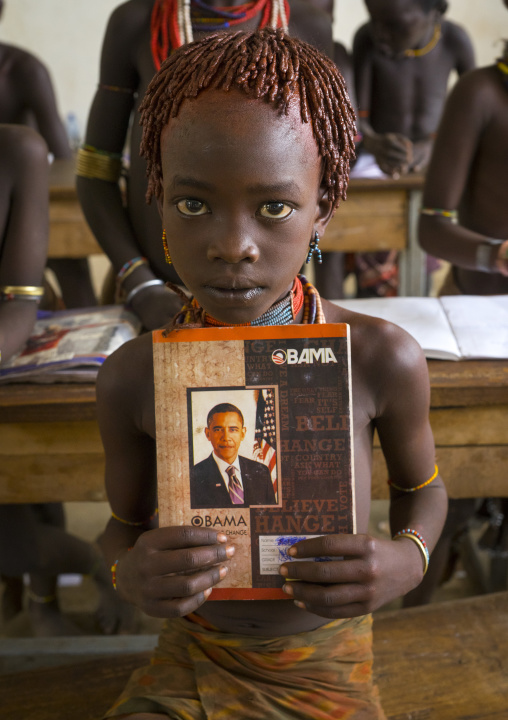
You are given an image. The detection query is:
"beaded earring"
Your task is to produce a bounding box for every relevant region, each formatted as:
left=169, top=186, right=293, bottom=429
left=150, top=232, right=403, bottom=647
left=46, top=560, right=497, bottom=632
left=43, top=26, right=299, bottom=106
left=306, top=232, right=322, bottom=264
left=162, top=229, right=172, bottom=264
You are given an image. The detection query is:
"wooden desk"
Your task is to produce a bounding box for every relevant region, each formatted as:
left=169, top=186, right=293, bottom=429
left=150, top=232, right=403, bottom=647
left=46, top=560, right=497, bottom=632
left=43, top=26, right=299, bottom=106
left=49, top=158, right=102, bottom=259
left=0, top=591, right=506, bottom=720
left=1, top=360, right=507, bottom=504
left=323, top=174, right=426, bottom=296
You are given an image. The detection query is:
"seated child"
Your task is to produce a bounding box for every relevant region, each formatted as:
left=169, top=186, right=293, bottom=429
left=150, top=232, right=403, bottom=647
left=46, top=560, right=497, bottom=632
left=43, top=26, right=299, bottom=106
left=413, top=11, right=508, bottom=606
left=76, top=0, right=333, bottom=329
left=419, top=42, right=508, bottom=294
left=0, top=125, right=132, bottom=636
left=0, top=0, right=96, bottom=308
left=351, top=0, right=475, bottom=297
left=96, top=29, right=447, bottom=719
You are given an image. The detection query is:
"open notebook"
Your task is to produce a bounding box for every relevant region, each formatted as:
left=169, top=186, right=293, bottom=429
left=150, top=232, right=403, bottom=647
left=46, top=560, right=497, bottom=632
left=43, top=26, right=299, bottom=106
left=333, top=295, right=508, bottom=361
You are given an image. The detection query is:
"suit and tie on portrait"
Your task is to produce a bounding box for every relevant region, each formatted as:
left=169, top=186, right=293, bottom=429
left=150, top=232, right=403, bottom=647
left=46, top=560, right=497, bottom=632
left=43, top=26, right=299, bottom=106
left=190, top=403, right=276, bottom=509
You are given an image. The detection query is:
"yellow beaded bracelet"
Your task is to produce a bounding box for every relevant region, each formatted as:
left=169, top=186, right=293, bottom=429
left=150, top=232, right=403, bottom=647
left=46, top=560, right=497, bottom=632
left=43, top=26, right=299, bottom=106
left=388, top=465, right=438, bottom=493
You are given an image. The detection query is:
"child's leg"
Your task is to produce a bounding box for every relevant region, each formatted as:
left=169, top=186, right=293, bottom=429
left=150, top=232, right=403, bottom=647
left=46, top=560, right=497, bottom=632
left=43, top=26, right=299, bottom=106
left=0, top=503, right=136, bottom=635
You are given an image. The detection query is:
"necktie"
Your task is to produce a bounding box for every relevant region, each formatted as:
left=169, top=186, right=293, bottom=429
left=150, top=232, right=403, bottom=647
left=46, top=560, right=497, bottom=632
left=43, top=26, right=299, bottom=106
left=226, top=465, right=244, bottom=505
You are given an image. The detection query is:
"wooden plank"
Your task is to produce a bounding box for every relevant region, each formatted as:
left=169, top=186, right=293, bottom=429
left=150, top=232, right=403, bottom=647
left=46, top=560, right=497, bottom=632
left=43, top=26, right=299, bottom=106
left=322, top=189, right=407, bottom=252
left=49, top=200, right=102, bottom=258
left=372, top=445, right=508, bottom=500
left=374, top=592, right=508, bottom=720
left=0, top=452, right=106, bottom=503
left=0, top=421, right=102, bottom=454
left=0, top=384, right=97, bottom=423
left=428, top=360, right=508, bottom=407
left=373, top=407, right=508, bottom=446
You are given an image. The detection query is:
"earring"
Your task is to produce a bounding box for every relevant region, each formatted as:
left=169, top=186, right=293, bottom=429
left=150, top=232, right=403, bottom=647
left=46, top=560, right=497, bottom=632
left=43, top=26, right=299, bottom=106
left=162, top=229, right=172, bottom=264
left=306, top=232, right=322, bottom=264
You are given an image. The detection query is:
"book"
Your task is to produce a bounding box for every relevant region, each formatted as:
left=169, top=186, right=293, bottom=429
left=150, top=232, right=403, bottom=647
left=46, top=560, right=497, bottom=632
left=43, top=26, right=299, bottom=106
left=154, top=324, right=355, bottom=600
left=0, top=305, right=141, bottom=383
left=334, top=295, right=508, bottom=361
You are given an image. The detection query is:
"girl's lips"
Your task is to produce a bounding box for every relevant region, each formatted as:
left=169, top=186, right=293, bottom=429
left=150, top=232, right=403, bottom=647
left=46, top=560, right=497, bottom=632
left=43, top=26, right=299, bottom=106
left=203, top=285, right=264, bottom=304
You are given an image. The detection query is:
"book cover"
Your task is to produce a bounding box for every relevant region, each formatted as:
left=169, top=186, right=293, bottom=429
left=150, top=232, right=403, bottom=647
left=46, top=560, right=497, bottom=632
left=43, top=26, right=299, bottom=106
left=0, top=305, right=141, bottom=383
left=154, top=324, right=355, bottom=600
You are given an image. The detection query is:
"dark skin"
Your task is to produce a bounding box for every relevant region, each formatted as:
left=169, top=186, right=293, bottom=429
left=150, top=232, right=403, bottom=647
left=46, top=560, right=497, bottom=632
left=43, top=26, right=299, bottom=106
left=0, top=125, right=48, bottom=362
left=419, top=45, right=508, bottom=293
left=0, top=1, right=96, bottom=308
left=76, top=0, right=333, bottom=330
left=354, top=0, right=475, bottom=176
left=0, top=126, right=133, bottom=637
left=97, top=91, right=447, bottom=655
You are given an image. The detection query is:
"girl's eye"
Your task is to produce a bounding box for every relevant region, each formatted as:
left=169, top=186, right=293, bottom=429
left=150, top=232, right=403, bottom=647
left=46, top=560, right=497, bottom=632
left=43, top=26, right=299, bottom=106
left=259, top=202, right=293, bottom=219
left=176, top=199, right=209, bottom=216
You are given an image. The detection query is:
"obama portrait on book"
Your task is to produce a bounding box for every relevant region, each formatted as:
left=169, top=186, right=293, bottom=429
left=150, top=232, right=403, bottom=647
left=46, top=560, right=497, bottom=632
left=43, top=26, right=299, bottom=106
left=190, top=402, right=277, bottom=509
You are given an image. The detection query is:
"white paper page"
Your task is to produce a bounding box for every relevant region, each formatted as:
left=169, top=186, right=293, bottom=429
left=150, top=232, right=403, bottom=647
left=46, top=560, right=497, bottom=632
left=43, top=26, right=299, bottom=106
left=332, top=298, right=461, bottom=360
left=440, top=295, right=508, bottom=360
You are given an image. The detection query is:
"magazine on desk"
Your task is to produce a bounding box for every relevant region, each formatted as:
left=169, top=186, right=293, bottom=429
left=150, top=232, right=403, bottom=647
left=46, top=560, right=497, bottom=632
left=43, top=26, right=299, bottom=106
left=0, top=305, right=141, bottom=383
left=153, top=324, right=355, bottom=600
left=334, top=295, right=508, bottom=361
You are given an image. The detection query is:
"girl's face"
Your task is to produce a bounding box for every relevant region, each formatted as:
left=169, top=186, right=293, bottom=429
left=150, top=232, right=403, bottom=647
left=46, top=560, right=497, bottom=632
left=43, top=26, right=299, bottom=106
left=160, top=89, right=334, bottom=325
left=366, top=0, right=437, bottom=58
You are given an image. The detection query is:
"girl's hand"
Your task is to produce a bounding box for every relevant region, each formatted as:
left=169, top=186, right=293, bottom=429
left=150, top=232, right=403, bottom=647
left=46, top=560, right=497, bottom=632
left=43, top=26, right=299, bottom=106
left=279, top=533, right=424, bottom=618
left=114, top=526, right=235, bottom=617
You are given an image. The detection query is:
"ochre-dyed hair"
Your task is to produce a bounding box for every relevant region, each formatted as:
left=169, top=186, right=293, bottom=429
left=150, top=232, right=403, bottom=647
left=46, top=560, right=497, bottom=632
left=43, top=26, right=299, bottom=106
left=139, top=28, right=356, bottom=209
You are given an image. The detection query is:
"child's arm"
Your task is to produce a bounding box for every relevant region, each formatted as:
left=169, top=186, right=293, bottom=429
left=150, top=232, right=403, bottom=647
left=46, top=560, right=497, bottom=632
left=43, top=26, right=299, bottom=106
left=76, top=4, right=181, bottom=329
left=279, top=325, right=448, bottom=618
left=0, top=127, right=49, bottom=363
left=352, top=25, right=412, bottom=177
left=419, top=69, right=508, bottom=275
left=17, top=55, right=71, bottom=160
left=96, top=339, right=234, bottom=617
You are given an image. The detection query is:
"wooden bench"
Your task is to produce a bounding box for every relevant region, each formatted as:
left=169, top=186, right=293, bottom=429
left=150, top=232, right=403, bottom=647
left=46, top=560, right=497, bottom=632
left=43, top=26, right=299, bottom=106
left=0, top=591, right=506, bottom=720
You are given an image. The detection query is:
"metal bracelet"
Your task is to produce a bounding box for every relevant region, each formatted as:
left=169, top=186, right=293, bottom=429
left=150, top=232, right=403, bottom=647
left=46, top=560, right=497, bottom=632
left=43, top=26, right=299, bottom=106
left=475, top=239, right=503, bottom=273
left=125, top=279, right=165, bottom=306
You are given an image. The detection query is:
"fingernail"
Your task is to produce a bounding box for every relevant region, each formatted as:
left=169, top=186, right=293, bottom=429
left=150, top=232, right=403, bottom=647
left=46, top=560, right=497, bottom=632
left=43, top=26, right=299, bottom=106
left=219, top=565, right=229, bottom=579
left=294, top=600, right=306, bottom=609
left=282, top=583, right=293, bottom=596
left=217, top=533, right=227, bottom=543
left=203, top=588, right=213, bottom=598
left=279, top=565, right=288, bottom=577
left=287, top=547, right=297, bottom=557
left=226, top=545, right=236, bottom=557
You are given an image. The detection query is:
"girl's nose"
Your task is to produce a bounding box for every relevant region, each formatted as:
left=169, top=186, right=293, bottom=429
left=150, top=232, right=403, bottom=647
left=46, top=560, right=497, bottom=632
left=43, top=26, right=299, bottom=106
left=207, top=226, right=260, bottom=264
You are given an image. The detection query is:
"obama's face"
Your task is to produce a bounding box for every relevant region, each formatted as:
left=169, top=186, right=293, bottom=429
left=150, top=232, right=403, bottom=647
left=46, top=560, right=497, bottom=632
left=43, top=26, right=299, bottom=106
left=205, top=411, right=246, bottom=464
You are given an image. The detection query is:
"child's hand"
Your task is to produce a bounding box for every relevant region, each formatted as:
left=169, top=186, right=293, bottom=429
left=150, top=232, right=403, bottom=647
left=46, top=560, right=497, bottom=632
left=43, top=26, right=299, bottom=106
left=129, top=284, right=184, bottom=330
left=370, top=132, right=412, bottom=177
left=279, top=533, right=423, bottom=618
left=410, top=138, right=433, bottom=174
left=114, top=527, right=235, bottom=617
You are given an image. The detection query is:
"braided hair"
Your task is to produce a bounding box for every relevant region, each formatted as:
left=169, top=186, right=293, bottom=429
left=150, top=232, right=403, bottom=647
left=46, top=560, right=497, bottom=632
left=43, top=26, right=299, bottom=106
left=139, top=28, right=356, bottom=210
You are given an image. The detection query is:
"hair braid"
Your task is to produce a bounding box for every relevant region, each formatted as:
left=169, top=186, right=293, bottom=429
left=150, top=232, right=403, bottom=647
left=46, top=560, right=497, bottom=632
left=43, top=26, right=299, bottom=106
left=140, top=28, right=356, bottom=207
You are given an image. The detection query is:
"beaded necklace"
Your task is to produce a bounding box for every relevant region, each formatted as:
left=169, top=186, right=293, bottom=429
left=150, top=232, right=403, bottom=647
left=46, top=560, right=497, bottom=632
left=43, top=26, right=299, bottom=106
left=167, top=274, right=324, bottom=330
left=404, top=22, right=441, bottom=58
left=151, top=0, right=289, bottom=69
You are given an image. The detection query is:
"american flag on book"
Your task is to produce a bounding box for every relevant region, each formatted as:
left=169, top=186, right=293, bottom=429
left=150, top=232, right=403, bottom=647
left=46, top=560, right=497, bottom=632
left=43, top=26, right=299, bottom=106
left=253, top=388, right=278, bottom=501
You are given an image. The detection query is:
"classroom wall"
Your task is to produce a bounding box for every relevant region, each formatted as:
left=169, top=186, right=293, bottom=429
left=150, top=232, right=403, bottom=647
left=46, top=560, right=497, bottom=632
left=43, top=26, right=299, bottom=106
left=1, top=0, right=507, bottom=139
